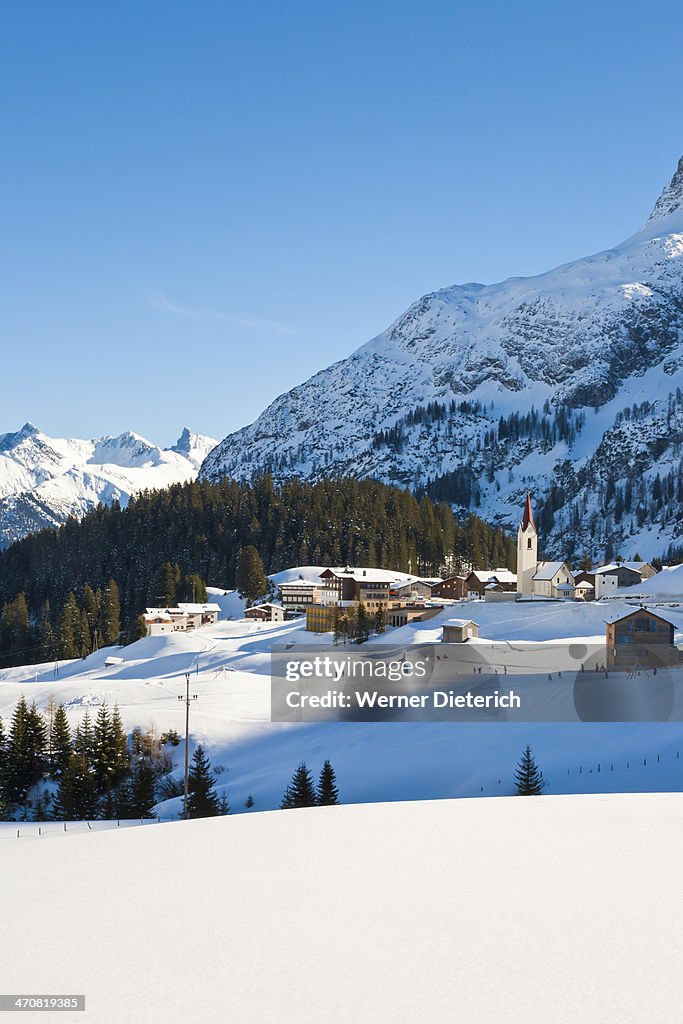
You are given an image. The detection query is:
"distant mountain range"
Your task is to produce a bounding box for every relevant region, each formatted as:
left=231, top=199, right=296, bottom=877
left=0, top=424, right=216, bottom=547
left=202, top=154, right=683, bottom=562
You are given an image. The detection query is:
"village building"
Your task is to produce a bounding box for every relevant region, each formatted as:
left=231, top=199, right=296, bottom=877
left=177, top=602, right=221, bottom=628
left=319, top=567, right=394, bottom=611
left=430, top=575, right=468, bottom=601
left=466, top=569, right=517, bottom=599
left=516, top=495, right=576, bottom=599
left=142, top=602, right=220, bottom=636
left=277, top=579, right=324, bottom=613
left=244, top=603, right=286, bottom=623
left=391, top=579, right=437, bottom=601
left=573, top=577, right=596, bottom=601
left=532, top=561, right=576, bottom=599
left=605, top=607, right=679, bottom=670
left=386, top=603, right=444, bottom=628
left=441, top=619, right=479, bottom=643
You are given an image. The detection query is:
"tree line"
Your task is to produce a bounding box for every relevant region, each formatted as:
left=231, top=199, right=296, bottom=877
left=0, top=697, right=229, bottom=822
left=0, top=475, right=513, bottom=667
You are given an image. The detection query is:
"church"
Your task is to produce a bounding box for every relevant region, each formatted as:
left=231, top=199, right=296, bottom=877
left=516, top=494, right=575, bottom=599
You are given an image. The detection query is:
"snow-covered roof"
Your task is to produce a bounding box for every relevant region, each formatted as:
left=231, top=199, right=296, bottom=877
left=604, top=606, right=676, bottom=626
left=555, top=583, right=576, bottom=592
left=177, top=602, right=222, bottom=613
left=322, top=567, right=397, bottom=584
left=616, top=564, right=683, bottom=600
left=533, top=561, right=571, bottom=581
left=444, top=618, right=478, bottom=628
left=278, top=580, right=323, bottom=589
left=574, top=580, right=595, bottom=590
left=469, top=569, right=517, bottom=584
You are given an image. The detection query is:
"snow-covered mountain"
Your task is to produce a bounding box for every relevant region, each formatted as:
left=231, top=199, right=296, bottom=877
left=0, top=424, right=216, bottom=547
left=202, top=156, right=683, bottom=562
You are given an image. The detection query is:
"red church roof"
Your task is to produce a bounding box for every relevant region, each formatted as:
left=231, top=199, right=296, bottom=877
left=521, top=493, right=535, bottom=531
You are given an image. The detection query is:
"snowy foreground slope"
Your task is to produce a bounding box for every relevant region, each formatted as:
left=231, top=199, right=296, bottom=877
left=2, top=794, right=682, bottom=1024
left=202, top=155, right=683, bottom=560
left=0, top=423, right=215, bottom=546
left=2, top=595, right=683, bottom=813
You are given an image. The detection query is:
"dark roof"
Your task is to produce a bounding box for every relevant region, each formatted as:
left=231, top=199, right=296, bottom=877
left=521, top=493, right=535, bottom=531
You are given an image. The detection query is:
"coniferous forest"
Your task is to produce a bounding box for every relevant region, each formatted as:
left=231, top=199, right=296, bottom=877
left=0, top=474, right=514, bottom=667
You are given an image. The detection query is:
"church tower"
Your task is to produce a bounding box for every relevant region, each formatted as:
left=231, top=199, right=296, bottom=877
left=516, top=493, right=537, bottom=597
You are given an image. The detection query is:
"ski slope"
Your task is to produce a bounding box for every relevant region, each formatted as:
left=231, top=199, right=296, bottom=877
left=1, top=793, right=682, bottom=1024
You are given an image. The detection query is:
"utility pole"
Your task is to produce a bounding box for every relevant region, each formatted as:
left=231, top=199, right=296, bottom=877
left=178, top=672, right=198, bottom=820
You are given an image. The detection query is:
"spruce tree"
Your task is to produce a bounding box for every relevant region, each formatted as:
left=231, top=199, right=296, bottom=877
left=54, top=752, right=98, bottom=820
left=514, top=745, right=545, bottom=795
left=187, top=745, right=219, bottom=818
left=50, top=705, right=73, bottom=777
left=127, top=759, right=156, bottom=818
left=56, top=593, right=80, bottom=659
left=281, top=762, right=317, bottom=809
left=1, top=593, right=31, bottom=659
left=99, top=580, right=121, bottom=646
left=356, top=603, right=369, bottom=644
left=235, top=546, right=268, bottom=603
left=5, top=696, right=31, bottom=804
left=316, top=760, right=339, bottom=805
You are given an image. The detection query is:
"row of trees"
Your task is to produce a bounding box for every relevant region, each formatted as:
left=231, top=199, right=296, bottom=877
left=1, top=582, right=121, bottom=665
left=0, top=475, right=513, bottom=667
left=0, top=698, right=231, bottom=822
left=281, top=761, right=340, bottom=808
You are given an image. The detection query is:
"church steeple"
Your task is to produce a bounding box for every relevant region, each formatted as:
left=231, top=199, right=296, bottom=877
left=521, top=492, right=535, bottom=531
left=516, top=493, right=538, bottom=597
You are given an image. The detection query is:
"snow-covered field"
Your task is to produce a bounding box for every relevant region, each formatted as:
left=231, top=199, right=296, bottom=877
left=1, top=593, right=683, bottom=816
left=2, top=793, right=682, bottom=1024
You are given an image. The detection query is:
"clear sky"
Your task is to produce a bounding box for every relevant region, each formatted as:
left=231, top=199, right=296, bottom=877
left=1, top=0, right=682, bottom=447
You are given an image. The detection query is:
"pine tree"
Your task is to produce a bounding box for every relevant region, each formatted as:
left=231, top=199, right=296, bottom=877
left=56, top=593, right=80, bottom=660
left=5, top=696, right=31, bottom=804
left=50, top=705, right=73, bottom=777
left=356, top=603, right=369, bottom=644
left=245, top=793, right=254, bottom=808
left=316, top=760, right=339, bottom=805
left=54, top=752, right=98, bottom=820
left=218, top=792, right=230, bottom=815
left=374, top=606, right=385, bottom=634
left=25, top=701, right=47, bottom=782
left=281, top=761, right=317, bottom=809
left=514, top=745, right=545, bottom=796
left=99, top=580, right=121, bottom=646
left=235, top=546, right=268, bottom=603
left=1, top=593, right=31, bottom=659
left=127, top=758, right=156, bottom=818
left=73, top=711, right=95, bottom=765
left=187, top=745, right=219, bottom=818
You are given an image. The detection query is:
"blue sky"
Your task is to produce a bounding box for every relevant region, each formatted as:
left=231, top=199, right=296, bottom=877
left=1, top=0, right=682, bottom=446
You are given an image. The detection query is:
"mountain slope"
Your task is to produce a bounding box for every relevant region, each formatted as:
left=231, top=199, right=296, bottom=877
left=202, top=156, right=683, bottom=562
left=0, top=424, right=216, bottom=547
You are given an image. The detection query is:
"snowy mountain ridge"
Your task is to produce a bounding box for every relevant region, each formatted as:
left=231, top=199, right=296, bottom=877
left=0, top=424, right=216, bottom=547
left=201, top=155, right=683, bottom=561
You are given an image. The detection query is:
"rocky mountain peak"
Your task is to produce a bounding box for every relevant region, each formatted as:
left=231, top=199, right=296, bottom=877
left=648, top=154, right=683, bottom=222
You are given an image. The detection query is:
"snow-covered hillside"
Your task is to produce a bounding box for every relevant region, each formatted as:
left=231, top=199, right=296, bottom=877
left=0, top=423, right=216, bottom=546
left=202, top=155, right=683, bottom=562
left=2, top=793, right=682, bottom=1024
left=2, top=592, right=683, bottom=815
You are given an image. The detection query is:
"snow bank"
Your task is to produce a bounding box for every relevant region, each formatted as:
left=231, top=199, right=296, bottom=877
left=2, top=794, right=682, bottom=1024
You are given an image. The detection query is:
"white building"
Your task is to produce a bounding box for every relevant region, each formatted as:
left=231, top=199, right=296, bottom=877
left=516, top=494, right=538, bottom=597
left=244, top=603, right=286, bottom=623
left=516, top=495, right=575, bottom=599
left=532, top=561, right=575, bottom=599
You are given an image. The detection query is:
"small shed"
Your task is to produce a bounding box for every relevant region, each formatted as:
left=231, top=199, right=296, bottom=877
left=442, top=618, right=479, bottom=643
